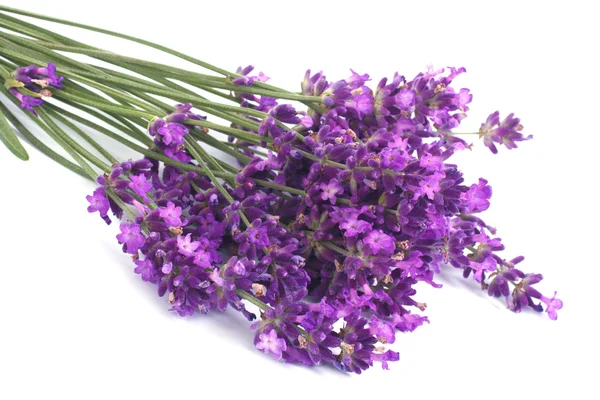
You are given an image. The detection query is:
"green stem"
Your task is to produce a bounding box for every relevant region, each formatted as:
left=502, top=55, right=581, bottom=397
left=95, top=63, right=263, bottom=132
left=176, top=75, right=321, bottom=103
left=0, top=6, right=303, bottom=96
left=253, top=179, right=305, bottom=197
left=235, top=289, right=268, bottom=310
left=39, top=109, right=111, bottom=172
left=2, top=30, right=307, bottom=124
left=0, top=99, right=87, bottom=178
left=52, top=97, right=152, bottom=146
left=0, top=33, right=163, bottom=119
left=213, top=158, right=239, bottom=174
left=0, top=8, right=326, bottom=115
left=54, top=90, right=155, bottom=119
left=189, top=131, right=252, bottom=163
left=318, top=240, right=354, bottom=257
left=183, top=136, right=251, bottom=227
left=185, top=119, right=266, bottom=144
left=186, top=138, right=226, bottom=175
left=221, top=141, right=269, bottom=157
left=59, top=80, right=151, bottom=136
left=36, top=109, right=97, bottom=179
left=46, top=108, right=118, bottom=164
left=2, top=28, right=324, bottom=163
left=35, top=110, right=137, bottom=219
left=0, top=16, right=56, bottom=42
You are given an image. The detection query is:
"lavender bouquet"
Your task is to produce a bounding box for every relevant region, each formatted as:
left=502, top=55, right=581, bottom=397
left=0, top=5, right=561, bottom=373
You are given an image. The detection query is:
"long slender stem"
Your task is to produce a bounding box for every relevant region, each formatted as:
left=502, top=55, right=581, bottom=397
left=235, top=289, right=268, bottom=310
left=318, top=240, right=354, bottom=257
left=0, top=8, right=326, bottom=117
left=221, top=141, right=268, bottom=157
left=190, top=131, right=252, bottom=164
left=183, top=137, right=251, bottom=228
left=0, top=99, right=87, bottom=178
left=36, top=109, right=98, bottom=179
left=35, top=108, right=138, bottom=219
left=51, top=97, right=152, bottom=146
left=39, top=110, right=111, bottom=172
left=0, top=6, right=303, bottom=97
left=1, top=28, right=316, bottom=121
left=0, top=9, right=399, bottom=216
left=46, top=108, right=118, bottom=164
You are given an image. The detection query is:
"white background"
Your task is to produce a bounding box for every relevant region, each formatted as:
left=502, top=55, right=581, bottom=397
left=1, top=1, right=598, bottom=399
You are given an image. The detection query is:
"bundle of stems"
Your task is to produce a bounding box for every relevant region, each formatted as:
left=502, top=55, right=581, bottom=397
left=0, top=5, right=561, bottom=373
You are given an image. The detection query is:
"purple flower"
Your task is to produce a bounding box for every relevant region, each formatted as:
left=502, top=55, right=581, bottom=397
left=158, top=201, right=183, bottom=226
left=371, top=350, right=400, bottom=370
left=32, top=63, right=63, bottom=88
left=369, top=316, right=395, bottom=344
left=161, top=262, right=173, bottom=274
left=177, top=233, right=200, bottom=257
left=9, top=63, right=64, bottom=115
left=269, top=104, right=301, bottom=124
left=193, top=250, right=212, bottom=268
left=336, top=210, right=372, bottom=238
left=86, top=187, right=109, bottom=219
left=116, top=223, right=146, bottom=254
left=470, top=256, right=497, bottom=282
left=208, top=267, right=226, bottom=287
left=81, top=63, right=560, bottom=374
left=362, top=230, right=395, bottom=256
left=381, top=148, right=407, bottom=171
left=335, top=312, right=399, bottom=373
left=395, top=88, right=416, bottom=111
left=134, top=259, right=155, bottom=282
left=129, top=174, right=152, bottom=199
left=9, top=88, right=44, bottom=115
left=299, top=114, right=313, bottom=128
left=392, top=313, right=430, bottom=333
left=506, top=273, right=551, bottom=315
left=256, top=96, right=278, bottom=112
left=416, top=172, right=445, bottom=200
left=462, top=178, right=492, bottom=213
left=347, top=69, right=370, bottom=88
left=479, top=111, right=532, bottom=153
left=419, top=152, right=442, bottom=171
left=245, top=221, right=270, bottom=247
left=488, top=267, right=524, bottom=298
left=164, top=146, right=191, bottom=163
left=322, top=80, right=352, bottom=108
left=346, top=88, right=374, bottom=119
left=540, top=292, right=563, bottom=320
left=319, top=178, right=344, bottom=204
left=157, top=122, right=188, bottom=145
left=256, top=329, right=287, bottom=360
left=232, top=65, right=269, bottom=86
left=455, top=88, right=472, bottom=111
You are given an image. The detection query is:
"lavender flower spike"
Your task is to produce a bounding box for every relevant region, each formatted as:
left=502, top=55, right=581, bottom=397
left=6, top=63, right=64, bottom=115
left=479, top=111, right=532, bottom=153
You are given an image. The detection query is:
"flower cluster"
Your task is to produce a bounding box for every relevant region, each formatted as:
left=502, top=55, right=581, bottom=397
left=86, top=66, right=559, bottom=374
left=87, top=104, right=401, bottom=372
left=148, top=103, right=206, bottom=163
left=6, top=63, right=63, bottom=115
left=232, top=66, right=560, bottom=322
left=479, top=111, right=532, bottom=154
left=0, top=10, right=558, bottom=376
left=230, top=66, right=557, bottom=311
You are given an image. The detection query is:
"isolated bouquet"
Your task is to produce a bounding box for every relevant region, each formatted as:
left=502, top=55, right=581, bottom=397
left=0, top=6, right=562, bottom=373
